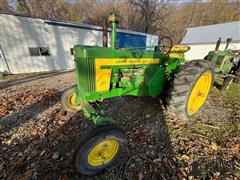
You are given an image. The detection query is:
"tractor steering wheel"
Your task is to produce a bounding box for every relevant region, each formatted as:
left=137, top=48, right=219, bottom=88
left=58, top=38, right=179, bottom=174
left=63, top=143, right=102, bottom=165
left=158, top=36, right=173, bottom=55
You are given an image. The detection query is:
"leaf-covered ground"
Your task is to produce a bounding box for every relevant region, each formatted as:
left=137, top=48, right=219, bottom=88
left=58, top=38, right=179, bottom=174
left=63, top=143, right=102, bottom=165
left=0, top=72, right=239, bottom=179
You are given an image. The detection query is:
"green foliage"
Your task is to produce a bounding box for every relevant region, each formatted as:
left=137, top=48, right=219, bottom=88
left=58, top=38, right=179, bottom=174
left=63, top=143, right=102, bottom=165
left=227, top=82, right=240, bottom=99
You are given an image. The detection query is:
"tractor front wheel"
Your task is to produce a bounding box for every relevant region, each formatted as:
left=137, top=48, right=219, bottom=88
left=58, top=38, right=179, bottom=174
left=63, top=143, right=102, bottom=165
left=61, top=86, right=81, bottom=112
left=74, top=125, right=127, bottom=175
left=168, top=60, right=214, bottom=120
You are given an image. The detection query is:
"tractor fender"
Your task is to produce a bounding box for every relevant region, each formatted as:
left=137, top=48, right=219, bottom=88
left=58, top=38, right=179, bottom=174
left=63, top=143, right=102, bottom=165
left=147, top=66, right=166, bottom=97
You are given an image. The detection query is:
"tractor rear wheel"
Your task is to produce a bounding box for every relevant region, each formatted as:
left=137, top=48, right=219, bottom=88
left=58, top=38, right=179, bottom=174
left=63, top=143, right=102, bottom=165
left=168, top=60, right=214, bottom=120
left=74, top=125, right=127, bottom=175
left=61, top=86, right=81, bottom=112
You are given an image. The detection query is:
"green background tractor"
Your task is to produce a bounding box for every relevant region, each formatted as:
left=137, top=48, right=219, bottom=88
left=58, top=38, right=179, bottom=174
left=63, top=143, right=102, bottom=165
left=205, top=38, right=240, bottom=90
left=61, top=13, right=214, bottom=175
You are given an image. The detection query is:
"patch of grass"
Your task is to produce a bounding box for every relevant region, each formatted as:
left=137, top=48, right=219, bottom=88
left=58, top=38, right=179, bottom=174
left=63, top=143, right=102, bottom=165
left=225, top=83, right=240, bottom=118
left=226, top=82, right=240, bottom=98
left=0, top=72, right=42, bottom=82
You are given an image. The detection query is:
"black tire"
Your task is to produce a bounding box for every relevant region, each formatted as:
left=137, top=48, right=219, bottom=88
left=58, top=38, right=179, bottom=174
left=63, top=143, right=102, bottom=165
left=61, top=86, right=81, bottom=112
left=221, top=76, right=234, bottom=90
left=168, top=60, right=214, bottom=120
left=74, top=125, right=127, bottom=175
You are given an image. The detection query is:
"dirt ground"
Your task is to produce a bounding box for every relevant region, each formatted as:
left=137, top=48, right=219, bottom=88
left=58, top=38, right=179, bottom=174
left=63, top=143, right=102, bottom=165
left=0, top=71, right=239, bottom=180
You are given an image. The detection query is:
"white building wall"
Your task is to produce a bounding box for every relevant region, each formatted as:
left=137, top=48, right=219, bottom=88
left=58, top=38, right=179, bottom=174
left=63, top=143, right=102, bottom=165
left=1, top=14, right=93, bottom=73
left=146, top=34, right=159, bottom=50
left=0, top=14, right=104, bottom=74
left=0, top=14, right=158, bottom=74
left=0, top=15, right=8, bottom=74
left=183, top=42, right=240, bottom=60
left=0, top=51, right=9, bottom=74
left=48, top=25, right=103, bottom=70
left=1, top=14, right=56, bottom=73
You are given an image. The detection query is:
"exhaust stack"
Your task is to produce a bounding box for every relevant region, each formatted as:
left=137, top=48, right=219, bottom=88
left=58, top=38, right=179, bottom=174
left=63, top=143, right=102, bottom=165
left=215, top=37, right=221, bottom=51
left=108, top=12, right=118, bottom=49
left=225, top=38, right=232, bottom=50
left=102, top=19, right=108, bottom=47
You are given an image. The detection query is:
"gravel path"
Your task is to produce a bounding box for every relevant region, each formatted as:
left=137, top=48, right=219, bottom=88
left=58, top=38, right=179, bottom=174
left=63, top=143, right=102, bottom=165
left=0, top=71, right=239, bottom=179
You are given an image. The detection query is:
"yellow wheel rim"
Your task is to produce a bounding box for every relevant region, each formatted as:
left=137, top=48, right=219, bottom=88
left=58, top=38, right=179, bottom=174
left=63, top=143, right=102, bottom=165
left=87, top=139, right=119, bottom=166
left=68, top=93, right=79, bottom=109
left=187, top=71, right=212, bottom=116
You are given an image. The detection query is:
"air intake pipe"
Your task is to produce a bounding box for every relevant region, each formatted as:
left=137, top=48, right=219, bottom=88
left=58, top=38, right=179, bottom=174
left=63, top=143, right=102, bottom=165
left=108, top=12, right=118, bottom=49
left=225, top=38, right=232, bottom=50
left=215, top=37, right=221, bottom=51
left=102, top=19, right=108, bottom=47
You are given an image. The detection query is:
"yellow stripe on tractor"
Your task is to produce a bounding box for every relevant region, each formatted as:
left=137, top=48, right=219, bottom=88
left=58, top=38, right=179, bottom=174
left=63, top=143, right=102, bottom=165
left=95, top=58, right=160, bottom=92
left=169, top=53, right=184, bottom=59
left=171, top=45, right=190, bottom=52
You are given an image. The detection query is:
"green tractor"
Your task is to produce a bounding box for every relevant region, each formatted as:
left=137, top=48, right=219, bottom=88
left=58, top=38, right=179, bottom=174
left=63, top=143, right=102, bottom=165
left=205, top=38, right=240, bottom=90
left=61, top=13, right=214, bottom=175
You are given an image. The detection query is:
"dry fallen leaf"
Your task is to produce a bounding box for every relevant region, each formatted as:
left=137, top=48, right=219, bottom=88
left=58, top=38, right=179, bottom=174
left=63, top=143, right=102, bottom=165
left=52, top=152, right=60, bottom=160
left=136, top=172, right=143, bottom=180
left=210, top=142, right=219, bottom=151
left=58, top=174, right=68, bottom=180
left=17, top=169, right=32, bottom=180
left=181, top=155, right=190, bottom=161
left=138, top=132, right=148, bottom=144
left=42, top=150, right=54, bottom=160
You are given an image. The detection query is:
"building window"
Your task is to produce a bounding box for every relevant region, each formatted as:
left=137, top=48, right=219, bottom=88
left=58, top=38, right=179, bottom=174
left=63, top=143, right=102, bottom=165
left=28, top=47, right=50, bottom=56
left=70, top=48, right=73, bottom=55
left=28, top=47, right=40, bottom=56
left=40, top=47, right=50, bottom=56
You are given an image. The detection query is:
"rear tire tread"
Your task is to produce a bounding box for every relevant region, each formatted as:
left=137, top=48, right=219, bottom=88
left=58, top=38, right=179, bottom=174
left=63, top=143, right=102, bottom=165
left=167, top=60, right=214, bottom=120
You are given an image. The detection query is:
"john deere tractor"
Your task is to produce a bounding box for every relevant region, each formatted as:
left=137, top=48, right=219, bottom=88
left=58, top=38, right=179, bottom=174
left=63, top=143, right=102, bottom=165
left=61, top=13, right=214, bottom=175
left=205, top=38, right=240, bottom=90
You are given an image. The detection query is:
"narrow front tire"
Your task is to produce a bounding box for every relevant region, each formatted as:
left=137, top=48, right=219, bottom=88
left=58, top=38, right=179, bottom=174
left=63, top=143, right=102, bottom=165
left=61, top=86, right=81, bottom=112
left=74, top=125, right=127, bottom=175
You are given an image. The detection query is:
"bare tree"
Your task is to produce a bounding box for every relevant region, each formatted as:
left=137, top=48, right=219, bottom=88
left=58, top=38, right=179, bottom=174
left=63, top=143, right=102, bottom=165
left=129, top=0, right=169, bottom=33
left=0, top=0, right=14, bottom=13
left=16, top=0, right=31, bottom=15
left=1, top=0, right=239, bottom=45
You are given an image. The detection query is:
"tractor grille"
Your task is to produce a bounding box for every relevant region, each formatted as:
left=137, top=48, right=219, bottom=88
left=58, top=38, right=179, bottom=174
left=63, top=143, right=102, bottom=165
left=76, top=58, right=96, bottom=92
